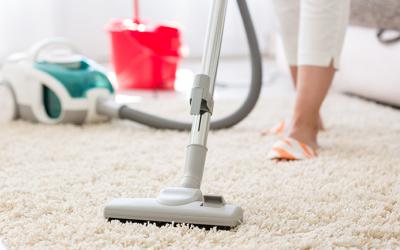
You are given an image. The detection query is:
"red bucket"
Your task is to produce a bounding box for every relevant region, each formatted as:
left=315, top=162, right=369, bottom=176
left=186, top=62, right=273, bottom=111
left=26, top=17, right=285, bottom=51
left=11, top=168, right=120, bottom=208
left=108, top=19, right=182, bottom=90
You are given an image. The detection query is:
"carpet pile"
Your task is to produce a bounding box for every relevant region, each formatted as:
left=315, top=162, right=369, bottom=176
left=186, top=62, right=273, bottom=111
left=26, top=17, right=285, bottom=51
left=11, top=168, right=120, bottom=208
left=1, top=94, right=400, bottom=249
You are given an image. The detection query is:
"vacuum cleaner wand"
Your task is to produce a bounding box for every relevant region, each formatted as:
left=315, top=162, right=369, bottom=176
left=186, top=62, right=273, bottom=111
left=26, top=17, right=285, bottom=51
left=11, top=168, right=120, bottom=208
left=104, top=0, right=253, bottom=229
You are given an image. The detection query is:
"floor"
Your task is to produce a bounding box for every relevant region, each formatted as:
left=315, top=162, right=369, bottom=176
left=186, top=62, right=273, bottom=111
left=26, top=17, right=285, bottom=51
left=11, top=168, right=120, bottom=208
left=1, top=59, right=400, bottom=249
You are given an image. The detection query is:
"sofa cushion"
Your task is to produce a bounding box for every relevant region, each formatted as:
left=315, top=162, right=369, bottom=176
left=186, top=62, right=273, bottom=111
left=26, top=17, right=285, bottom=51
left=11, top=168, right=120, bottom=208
left=351, top=0, right=400, bottom=29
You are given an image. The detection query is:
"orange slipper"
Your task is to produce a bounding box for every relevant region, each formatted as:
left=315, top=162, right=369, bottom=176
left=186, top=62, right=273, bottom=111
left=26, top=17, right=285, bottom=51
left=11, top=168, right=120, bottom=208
left=267, top=137, right=317, bottom=161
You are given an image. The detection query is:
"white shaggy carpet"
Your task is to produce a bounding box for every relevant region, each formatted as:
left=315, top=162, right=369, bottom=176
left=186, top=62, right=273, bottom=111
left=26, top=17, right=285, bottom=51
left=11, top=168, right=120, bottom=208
left=1, top=94, right=400, bottom=249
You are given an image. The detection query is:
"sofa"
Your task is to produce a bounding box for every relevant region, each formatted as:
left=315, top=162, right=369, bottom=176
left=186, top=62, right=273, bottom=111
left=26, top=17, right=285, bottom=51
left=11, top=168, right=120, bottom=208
left=351, top=0, right=400, bottom=30
left=335, top=0, right=400, bottom=107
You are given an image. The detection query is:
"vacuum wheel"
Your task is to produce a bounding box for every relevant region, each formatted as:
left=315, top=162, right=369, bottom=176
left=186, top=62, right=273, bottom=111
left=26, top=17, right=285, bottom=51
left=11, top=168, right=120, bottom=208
left=0, top=81, right=17, bottom=123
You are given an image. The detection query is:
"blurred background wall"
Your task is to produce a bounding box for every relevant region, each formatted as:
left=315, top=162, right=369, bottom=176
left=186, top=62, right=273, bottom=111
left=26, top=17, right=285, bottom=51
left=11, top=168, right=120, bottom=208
left=0, top=0, right=277, bottom=61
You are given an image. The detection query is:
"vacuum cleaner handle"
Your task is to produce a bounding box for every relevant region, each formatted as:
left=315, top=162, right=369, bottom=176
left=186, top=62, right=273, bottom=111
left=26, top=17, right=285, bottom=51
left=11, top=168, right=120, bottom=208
left=29, top=38, right=80, bottom=63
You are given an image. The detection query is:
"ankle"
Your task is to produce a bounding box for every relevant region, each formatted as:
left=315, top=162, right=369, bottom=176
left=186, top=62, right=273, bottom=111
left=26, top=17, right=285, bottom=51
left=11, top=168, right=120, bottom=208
left=289, top=126, right=318, bottom=142
left=291, top=115, right=319, bottom=132
left=288, top=116, right=319, bottom=150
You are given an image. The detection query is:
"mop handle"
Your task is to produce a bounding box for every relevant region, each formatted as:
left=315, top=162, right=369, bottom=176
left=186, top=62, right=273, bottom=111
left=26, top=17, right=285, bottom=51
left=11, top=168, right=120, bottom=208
left=133, top=0, right=140, bottom=23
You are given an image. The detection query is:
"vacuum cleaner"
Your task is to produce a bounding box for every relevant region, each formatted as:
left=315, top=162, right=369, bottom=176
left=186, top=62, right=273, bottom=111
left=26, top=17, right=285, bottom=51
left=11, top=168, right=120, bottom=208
left=104, top=0, right=261, bottom=229
left=0, top=0, right=261, bottom=228
left=0, top=39, right=115, bottom=124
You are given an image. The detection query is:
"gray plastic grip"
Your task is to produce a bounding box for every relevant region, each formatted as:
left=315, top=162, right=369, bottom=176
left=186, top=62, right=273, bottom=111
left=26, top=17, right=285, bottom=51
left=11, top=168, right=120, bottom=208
left=190, top=74, right=213, bottom=115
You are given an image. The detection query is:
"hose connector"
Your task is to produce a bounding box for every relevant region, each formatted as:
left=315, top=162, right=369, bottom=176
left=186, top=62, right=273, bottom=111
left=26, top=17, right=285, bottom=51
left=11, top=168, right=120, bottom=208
left=96, top=97, right=124, bottom=119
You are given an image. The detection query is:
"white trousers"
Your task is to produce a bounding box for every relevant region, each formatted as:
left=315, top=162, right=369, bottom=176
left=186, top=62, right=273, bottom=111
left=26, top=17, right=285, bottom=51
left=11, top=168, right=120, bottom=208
left=272, top=0, right=351, bottom=69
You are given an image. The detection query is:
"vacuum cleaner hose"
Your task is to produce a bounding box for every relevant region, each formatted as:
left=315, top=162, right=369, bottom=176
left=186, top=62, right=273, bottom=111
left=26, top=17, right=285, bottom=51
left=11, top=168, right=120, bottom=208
left=101, top=0, right=262, bottom=130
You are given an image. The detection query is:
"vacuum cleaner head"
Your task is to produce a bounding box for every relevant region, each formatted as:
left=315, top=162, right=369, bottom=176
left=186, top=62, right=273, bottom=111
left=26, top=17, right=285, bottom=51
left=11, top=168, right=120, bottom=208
left=104, top=188, right=243, bottom=229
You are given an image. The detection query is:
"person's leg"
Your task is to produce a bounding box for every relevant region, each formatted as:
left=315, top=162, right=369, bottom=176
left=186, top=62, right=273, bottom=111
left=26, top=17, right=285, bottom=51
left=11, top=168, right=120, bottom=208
left=291, top=65, right=326, bottom=131
left=290, top=64, right=335, bottom=150
left=268, top=0, right=350, bottom=160
left=271, top=1, right=324, bottom=134
left=289, top=0, right=350, bottom=151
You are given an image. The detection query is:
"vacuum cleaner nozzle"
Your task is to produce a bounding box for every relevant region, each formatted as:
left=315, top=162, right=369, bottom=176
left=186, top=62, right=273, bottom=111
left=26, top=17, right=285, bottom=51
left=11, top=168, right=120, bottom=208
left=104, top=188, right=243, bottom=229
